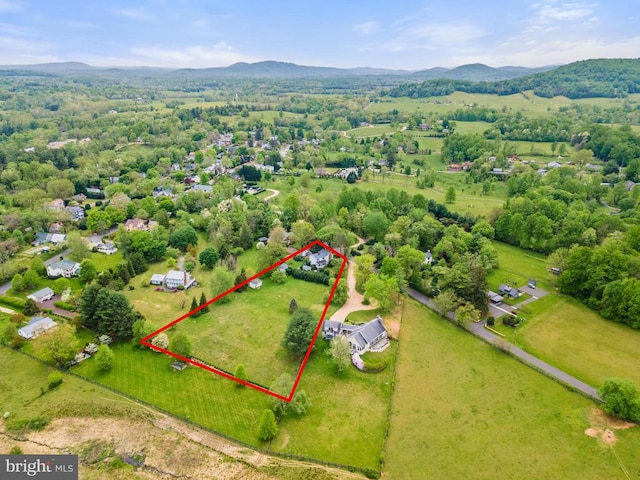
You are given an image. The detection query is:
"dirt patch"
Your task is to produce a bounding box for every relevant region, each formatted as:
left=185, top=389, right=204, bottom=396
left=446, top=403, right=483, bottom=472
left=0, top=415, right=355, bottom=480
left=588, top=408, right=636, bottom=430
left=584, top=408, right=635, bottom=446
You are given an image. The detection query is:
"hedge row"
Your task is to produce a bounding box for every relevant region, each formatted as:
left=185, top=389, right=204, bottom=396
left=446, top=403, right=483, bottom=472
left=288, top=268, right=330, bottom=285
left=0, top=296, right=26, bottom=309
left=54, top=301, right=76, bottom=312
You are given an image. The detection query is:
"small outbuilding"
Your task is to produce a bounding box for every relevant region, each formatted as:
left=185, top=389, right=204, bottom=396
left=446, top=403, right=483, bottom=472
left=248, top=278, right=263, bottom=289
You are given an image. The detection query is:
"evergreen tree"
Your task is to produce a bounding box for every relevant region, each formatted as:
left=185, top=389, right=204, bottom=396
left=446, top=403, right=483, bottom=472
left=199, top=292, right=210, bottom=313
left=190, top=296, right=200, bottom=317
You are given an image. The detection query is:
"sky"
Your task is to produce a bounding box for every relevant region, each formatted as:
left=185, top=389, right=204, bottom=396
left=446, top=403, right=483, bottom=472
left=0, top=0, right=638, bottom=70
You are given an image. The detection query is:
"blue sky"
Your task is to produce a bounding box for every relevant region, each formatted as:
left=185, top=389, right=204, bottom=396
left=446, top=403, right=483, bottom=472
left=0, top=0, right=638, bottom=69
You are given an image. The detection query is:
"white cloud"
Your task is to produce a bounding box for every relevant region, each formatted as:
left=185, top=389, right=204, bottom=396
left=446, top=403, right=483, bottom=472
left=126, top=42, right=256, bottom=68
left=527, top=1, right=598, bottom=31
left=114, top=8, right=153, bottom=21
left=353, top=21, right=379, bottom=35
left=0, top=0, right=23, bottom=13
left=378, top=20, right=486, bottom=53
left=451, top=35, right=640, bottom=67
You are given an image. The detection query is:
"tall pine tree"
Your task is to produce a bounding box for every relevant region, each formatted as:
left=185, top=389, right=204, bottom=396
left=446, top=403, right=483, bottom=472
left=200, top=292, right=210, bottom=313
left=190, top=296, right=200, bottom=318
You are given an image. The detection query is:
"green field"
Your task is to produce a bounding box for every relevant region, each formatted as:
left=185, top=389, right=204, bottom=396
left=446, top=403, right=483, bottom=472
left=0, top=346, right=147, bottom=425
left=73, top=328, right=394, bottom=470
left=487, top=241, right=552, bottom=290
left=509, top=294, right=640, bottom=387
left=486, top=242, right=640, bottom=387
left=346, top=124, right=400, bottom=137
left=384, top=300, right=640, bottom=480
left=171, top=277, right=330, bottom=388
left=369, top=92, right=640, bottom=118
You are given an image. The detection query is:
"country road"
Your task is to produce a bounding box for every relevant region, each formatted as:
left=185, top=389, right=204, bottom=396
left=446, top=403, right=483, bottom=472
left=406, top=287, right=602, bottom=402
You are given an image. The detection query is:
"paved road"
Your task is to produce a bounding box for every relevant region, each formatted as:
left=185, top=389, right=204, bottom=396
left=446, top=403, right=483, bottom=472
left=407, top=287, right=601, bottom=402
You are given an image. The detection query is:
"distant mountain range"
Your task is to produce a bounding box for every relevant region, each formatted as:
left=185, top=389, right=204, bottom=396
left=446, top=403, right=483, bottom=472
left=0, top=60, right=556, bottom=81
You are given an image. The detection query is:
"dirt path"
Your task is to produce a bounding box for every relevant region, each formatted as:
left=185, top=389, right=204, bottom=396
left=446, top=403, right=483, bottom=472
left=263, top=189, right=280, bottom=202
left=330, top=236, right=378, bottom=322
left=0, top=306, right=16, bottom=314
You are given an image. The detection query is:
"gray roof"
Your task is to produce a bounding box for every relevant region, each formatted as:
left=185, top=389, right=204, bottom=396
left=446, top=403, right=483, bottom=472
left=49, top=259, right=79, bottom=271
left=350, top=317, right=386, bottom=345
left=19, top=317, right=57, bottom=338
left=166, top=270, right=185, bottom=281
left=27, top=287, right=54, bottom=301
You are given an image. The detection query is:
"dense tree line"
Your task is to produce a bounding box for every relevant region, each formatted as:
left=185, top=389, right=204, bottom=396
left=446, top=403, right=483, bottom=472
left=385, top=59, right=640, bottom=99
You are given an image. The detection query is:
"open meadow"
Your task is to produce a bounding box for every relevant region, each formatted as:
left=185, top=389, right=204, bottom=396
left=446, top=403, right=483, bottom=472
left=384, top=300, right=640, bottom=480
left=369, top=92, right=640, bottom=117
left=171, top=277, right=330, bottom=388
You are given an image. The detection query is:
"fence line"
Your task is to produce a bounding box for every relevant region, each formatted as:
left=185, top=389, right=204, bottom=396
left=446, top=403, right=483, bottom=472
left=0, top=344, right=369, bottom=475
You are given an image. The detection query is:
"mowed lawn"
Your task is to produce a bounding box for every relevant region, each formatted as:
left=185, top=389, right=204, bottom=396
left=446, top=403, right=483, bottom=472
left=172, top=277, right=330, bottom=388
left=487, top=241, right=640, bottom=387
left=384, top=300, right=640, bottom=480
left=487, top=241, right=552, bottom=290
left=0, top=347, right=145, bottom=422
left=74, top=332, right=395, bottom=469
left=513, top=294, right=640, bottom=387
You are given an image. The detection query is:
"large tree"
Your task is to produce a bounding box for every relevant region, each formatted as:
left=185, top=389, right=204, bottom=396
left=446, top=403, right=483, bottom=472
left=598, top=378, right=640, bottom=421
left=258, top=409, right=278, bottom=441
left=79, top=284, right=140, bottom=339
left=282, top=308, right=317, bottom=356
left=198, top=246, right=220, bottom=269
left=210, top=266, right=235, bottom=303
left=34, top=323, right=78, bottom=367
left=170, top=333, right=192, bottom=358
left=78, top=259, right=97, bottom=284
left=169, top=224, right=198, bottom=252
left=364, top=274, right=399, bottom=312
left=67, top=231, right=90, bottom=261
left=328, top=335, right=351, bottom=372
left=95, top=344, right=114, bottom=372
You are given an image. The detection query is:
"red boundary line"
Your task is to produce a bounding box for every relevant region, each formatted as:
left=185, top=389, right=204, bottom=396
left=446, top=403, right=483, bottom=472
left=141, top=240, right=348, bottom=402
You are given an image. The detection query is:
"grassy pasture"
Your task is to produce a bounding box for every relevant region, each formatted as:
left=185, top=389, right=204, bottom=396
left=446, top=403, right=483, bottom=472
left=346, top=124, right=400, bottom=137
left=171, top=277, right=330, bottom=388
left=0, top=346, right=145, bottom=423
left=370, top=92, right=640, bottom=118
left=384, top=300, right=640, bottom=480
left=73, top=323, right=395, bottom=470
left=509, top=294, right=640, bottom=387
left=487, top=241, right=551, bottom=291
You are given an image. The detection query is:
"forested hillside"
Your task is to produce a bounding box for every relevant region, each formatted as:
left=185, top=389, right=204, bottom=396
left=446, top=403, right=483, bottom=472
left=386, top=58, right=640, bottom=99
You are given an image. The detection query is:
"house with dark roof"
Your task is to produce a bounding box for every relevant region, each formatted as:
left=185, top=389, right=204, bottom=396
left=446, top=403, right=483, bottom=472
left=322, top=316, right=388, bottom=354
left=498, top=284, right=520, bottom=299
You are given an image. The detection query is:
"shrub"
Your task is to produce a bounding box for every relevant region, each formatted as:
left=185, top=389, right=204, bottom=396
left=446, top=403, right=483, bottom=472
left=0, top=296, right=26, bottom=309
left=48, top=372, right=63, bottom=390
left=54, top=301, right=76, bottom=312
left=128, top=285, right=135, bottom=290
left=288, top=268, right=330, bottom=285
left=10, top=446, right=23, bottom=454
left=363, top=467, right=381, bottom=479
left=486, top=316, right=495, bottom=326
left=6, top=415, right=50, bottom=432
left=502, top=316, right=520, bottom=327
